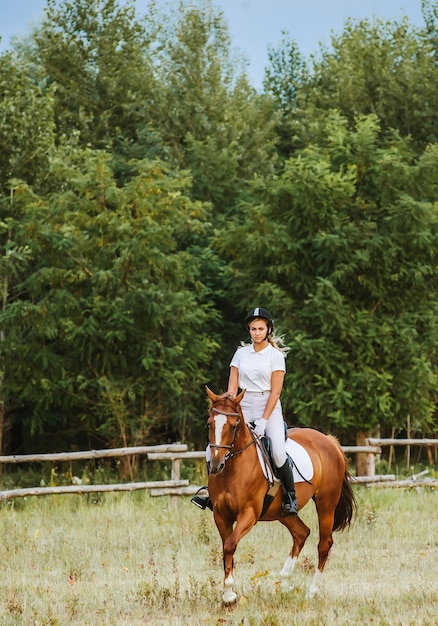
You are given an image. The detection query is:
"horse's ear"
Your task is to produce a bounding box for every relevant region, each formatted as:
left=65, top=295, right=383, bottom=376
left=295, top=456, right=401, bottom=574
left=235, top=389, right=246, bottom=404
left=205, top=386, right=219, bottom=402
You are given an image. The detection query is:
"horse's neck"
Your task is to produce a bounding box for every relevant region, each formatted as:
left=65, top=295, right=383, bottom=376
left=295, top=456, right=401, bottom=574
left=235, top=422, right=256, bottom=453
left=224, top=422, right=262, bottom=484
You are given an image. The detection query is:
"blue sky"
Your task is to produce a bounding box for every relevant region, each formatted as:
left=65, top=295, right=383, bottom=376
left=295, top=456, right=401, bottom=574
left=0, top=0, right=425, bottom=87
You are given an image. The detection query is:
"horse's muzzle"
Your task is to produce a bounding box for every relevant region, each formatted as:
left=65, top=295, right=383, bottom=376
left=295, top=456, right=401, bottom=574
left=209, top=459, right=226, bottom=474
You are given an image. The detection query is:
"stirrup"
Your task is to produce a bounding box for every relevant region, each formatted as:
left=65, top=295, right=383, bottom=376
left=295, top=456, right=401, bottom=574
left=190, top=487, right=213, bottom=511
left=281, top=493, right=298, bottom=517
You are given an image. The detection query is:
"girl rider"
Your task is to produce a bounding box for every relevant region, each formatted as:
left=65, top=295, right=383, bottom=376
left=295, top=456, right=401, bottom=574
left=192, top=307, right=298, bottom=516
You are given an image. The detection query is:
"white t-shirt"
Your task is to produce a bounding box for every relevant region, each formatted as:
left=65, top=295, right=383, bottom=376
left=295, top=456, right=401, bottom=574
left=230, top=343, right=286, bottom=392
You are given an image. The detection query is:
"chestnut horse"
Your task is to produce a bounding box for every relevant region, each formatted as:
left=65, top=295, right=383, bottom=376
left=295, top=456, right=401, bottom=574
left=205, top=387, right=356, bottom=605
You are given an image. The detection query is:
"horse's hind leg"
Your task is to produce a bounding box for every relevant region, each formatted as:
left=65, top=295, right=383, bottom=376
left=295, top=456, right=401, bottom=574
left=279, top=516, right=311, bottom=589
left=307, top=508, right=335, bottom=598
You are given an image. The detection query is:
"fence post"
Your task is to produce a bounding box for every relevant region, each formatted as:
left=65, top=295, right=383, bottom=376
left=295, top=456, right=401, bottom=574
left=170, top=458, right=181, bottom=507
left=356, top=430, right=376, bottom=476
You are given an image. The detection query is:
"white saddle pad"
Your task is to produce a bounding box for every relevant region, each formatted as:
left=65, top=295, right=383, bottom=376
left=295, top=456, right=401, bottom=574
left=286, top=438, right=314, bottom=482
left=257, top=438, right=314, bottom=484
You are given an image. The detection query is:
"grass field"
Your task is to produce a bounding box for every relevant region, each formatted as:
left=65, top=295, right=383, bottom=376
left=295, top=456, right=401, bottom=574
left=0, top=486, right=436, bottom=625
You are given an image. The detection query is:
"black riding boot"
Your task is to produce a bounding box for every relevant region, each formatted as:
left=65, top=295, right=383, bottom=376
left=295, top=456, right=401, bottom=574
left=277, top=456, right=298, bottom=516
left=191, top=486, right=213, bottom=511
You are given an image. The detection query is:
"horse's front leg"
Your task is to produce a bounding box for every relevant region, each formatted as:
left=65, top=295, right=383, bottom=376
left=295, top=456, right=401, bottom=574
left=213, top=512, right=237, bottom=605
left=216, top=508, right=258, bottom=606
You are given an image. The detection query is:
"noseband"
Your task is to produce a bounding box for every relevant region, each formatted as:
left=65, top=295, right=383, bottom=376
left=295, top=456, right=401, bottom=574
left=209, top=406, right=255, bottom=460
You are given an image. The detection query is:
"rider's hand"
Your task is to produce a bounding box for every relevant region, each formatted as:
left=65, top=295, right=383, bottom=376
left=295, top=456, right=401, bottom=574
left=253, top=418, right=267, bottom=437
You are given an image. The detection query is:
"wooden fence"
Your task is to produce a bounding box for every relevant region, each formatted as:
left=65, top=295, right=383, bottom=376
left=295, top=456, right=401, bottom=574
left=367, top=437, right=438, bottom=465
left=0, top=444, right=189, bottom=501
left=0, top=439, right=437, bottom=501
left=146, top=441, right=438, bottom=496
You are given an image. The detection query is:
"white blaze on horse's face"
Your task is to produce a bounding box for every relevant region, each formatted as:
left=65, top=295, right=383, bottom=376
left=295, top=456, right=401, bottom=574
left=212, top=413, right=227, bottom=454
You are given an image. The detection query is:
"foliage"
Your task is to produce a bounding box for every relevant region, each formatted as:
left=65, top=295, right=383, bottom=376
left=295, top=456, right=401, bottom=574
left=17, top=0, right=279, bottom=396
left=25, top=0, right=277, bottom=208
left=216, top=112, right=438, bottom=434
left=265, top=12, right=438, bottom=154
left=1, top=0, right=438, bottom=453
left=1, top=148, right=218, bottom=447
left=0, top=52, right=55, bottom=195
left=28, top=0, right=158, bottom=159
left=147, top=1, right=277, bottom=208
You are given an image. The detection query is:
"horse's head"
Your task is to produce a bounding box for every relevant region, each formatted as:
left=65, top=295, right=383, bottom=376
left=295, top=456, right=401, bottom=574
left=205, top=386, right=246, bottom=474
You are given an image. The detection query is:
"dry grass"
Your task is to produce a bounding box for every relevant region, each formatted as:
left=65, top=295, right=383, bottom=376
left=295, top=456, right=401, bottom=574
left=0, top=487, right=436, bottom=625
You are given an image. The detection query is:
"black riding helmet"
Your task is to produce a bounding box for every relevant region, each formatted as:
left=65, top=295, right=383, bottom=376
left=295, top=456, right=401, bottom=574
left=245, top=307, right=274, bottom=335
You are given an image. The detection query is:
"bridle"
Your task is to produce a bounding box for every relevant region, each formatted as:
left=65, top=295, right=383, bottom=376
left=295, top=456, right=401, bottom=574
left=209, top=406, right=256, bottom=460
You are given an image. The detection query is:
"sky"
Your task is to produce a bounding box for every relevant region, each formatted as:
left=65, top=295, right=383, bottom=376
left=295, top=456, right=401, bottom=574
left=0, top=0, right=426, bottom=87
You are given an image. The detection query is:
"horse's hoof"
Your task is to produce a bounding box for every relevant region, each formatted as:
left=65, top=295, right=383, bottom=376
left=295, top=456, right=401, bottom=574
left=222, top=597, right=238, bottom=610
left=222, top=589, right=238, bottom=608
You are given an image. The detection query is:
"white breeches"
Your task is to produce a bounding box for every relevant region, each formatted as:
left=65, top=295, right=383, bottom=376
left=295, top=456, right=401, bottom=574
left=240, top=392, right=287, bottom=467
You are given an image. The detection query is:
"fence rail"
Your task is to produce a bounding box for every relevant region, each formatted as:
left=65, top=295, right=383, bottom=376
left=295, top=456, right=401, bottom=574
left=342, top=445, right=381, bottom=453
left=367, top=438, right=438, bottom=447
left=0, top=480, right=189, bottom=501
left=0, top=443, right=187, bottom=464
left=350, top=474, right=395, bottom=484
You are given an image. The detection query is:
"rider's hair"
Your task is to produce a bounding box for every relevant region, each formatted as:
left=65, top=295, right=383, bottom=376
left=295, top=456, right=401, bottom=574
left=267, top=332, right=290, bottom=355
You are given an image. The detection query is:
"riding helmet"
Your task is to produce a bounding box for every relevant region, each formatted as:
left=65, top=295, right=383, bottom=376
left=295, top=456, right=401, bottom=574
left=244, top=307, right=274, bottom=334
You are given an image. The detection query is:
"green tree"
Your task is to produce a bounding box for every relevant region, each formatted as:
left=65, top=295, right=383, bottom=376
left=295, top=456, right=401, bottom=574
left=148, top=0, right=277, bottom=209
left=23, top=0, right=279, bottom=374
left=0, top=51, right=55, bottom=195
left=146, top=1, right=281, bottom=376
left=24, top=0, right=277, bottom=206
left=263, top=33, right=309, bottom=159
left=216, top=112, right=438, bottom=448
left=0, top=148, right=218, bottom=452
left=264, top=14, right=438, bottom=155
left=0, top=50, right=57, bottom=456
left=26, top=0, right=161, bottom=172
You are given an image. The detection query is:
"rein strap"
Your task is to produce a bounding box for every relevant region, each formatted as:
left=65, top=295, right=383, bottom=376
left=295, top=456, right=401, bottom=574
left=227, top=437, right=256, bottom=459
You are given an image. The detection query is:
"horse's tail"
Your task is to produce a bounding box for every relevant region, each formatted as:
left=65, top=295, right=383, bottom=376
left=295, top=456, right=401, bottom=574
left=332, top=443, right=357, bottom=532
